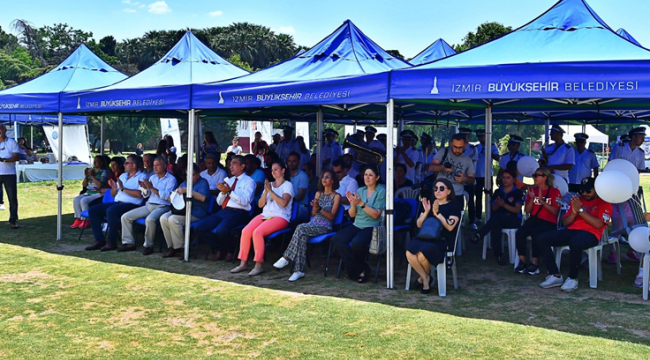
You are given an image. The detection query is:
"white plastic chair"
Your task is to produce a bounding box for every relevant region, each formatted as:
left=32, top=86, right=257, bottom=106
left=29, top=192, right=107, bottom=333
left=405, top=211, right=464, bottom=297
left=482, top=228, right=518, bottom=264
left=395, top=187, right=420, bottom=200
left=553, top=230, right=609, bottom=289
left=642, top=252, right=650, bottom=300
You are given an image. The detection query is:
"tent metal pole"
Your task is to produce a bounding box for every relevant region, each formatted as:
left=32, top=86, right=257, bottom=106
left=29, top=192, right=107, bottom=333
left=30, top=126, right=33, bottom=149
left=316, top=107, right=323, bottom=178
left=386, top=99, right=395, bottom=289
left=13, top=121, right=17, bottom=140
left=183, top=109, right=196, bottom=262
left=100, top=115, right=105, bottom=156
left=397, top=119, right=404, bottom=146
left=484, top=107, right=492, bottom=242
left=544, top=118, right=550, bottom=146
left=56, top=112, right=64, bottom=241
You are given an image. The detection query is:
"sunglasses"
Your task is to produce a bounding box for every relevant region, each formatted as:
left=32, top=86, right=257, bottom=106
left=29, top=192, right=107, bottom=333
left=434, top=186, right=447, bottom=192
left=322, top=175, right=332, bottom=179
left=532, top=173, right=546, bottom=178
left=579, top=188, right=594, bottom=194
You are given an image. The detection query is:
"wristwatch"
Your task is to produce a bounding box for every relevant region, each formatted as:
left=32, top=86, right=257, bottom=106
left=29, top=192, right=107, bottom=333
left=360, top=203, right=366, bottom=209
left=578, top=208, right=584, bottom=213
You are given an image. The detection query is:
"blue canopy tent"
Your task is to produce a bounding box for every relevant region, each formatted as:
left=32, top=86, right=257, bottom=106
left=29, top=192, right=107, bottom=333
left=62, top=30, right=250, bottom=261
left=0, top=114, right=87, bottom=150
left=0, top=44, right=127, bottom=240
left=410, top=38, right=457, bottom=66
left=617, top=28, right=642, bottom=47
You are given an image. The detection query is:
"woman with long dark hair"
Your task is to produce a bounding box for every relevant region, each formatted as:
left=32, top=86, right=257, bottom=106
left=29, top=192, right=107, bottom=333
left=274, top=169, right=341, bottom=281
left=406, top=178, right=461, bottom=294
left=201, top=131, right=221, bottom=162
left=332, top=165, right=386, bottom=283
left=156, top=140, right=168, bottom=158
left=295, top=136, right=310, bottom=169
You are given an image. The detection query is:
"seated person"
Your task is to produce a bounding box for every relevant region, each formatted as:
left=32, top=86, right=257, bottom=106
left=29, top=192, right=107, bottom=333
left=394, top=163, right=413, bottom=194
left=85, top=155, right=146, bottom=251
left=71, top=155, right=109, bottom=229
left=244, top=154, right=266, bottom=205
left=332, top=165, right=386, bottom=283
left=119, top=156, right=177, bottom=255
left=538, top=177, right=612, bottom=291
left=274, top=169, right=341, bottom=282
left=287, top=152, right=309, bottom=221
left=513, top=168, right=561, bottom=275
left=142, top=154, right=155, bottom=179
left=193, top=155, right=255, bottom=262
left=302, top=162, right=319, bottom=194
left=405, top=178, right=461, bottom=294
left=200, top=153, right=227, bottom=199
left=160, top=163, right=211, bottom=258
left=108, top=157, right=125, bottom=183
left=470, top=169, right=524, bottom=265
left=231, top=161, right=294, bottom=276
left=332, top=158, right=359, bottom=212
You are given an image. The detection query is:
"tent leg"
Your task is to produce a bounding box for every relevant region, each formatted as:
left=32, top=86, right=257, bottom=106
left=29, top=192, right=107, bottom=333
left=57, top=112, right=64, bottom=241
left=386, top=99, right=395, bottom=289
left=316, top=107, right=323, bottom=178
left=183, top=109, right=196, bottom=262
left=100, top=115, right=105, bottom=156
left=484, top=107, right=492, bottom=237
left=31, top=126, right=33, bottom=149
left=544, top=118, right=550, bottom=146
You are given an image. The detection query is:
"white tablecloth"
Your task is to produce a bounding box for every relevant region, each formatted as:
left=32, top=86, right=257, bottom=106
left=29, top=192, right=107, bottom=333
left=15, top=163, right=88, bottom=183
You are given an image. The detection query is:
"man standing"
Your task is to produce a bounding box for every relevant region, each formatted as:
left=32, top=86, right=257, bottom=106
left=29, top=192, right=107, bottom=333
left=499, top=135, right=525, bottom=181
left=538, top=177, right=612, bottom=291
left=459, top=127, right=478, bottom=228
left=194, top=155, right=255, bottom=262
left=119, top=156, right=176, bottom=255
left=418, top=133, right=437, bottom=182
left=0, top=124, right=20, bottom=229
left=541, top=125, right=575, bottom=183
left=568, top=133, right=600, bottom=193
left=429, top=133, right=475, bottom=209
left=287, top=152, right=309, bottom=221
left=275, top=125, right=300, bottom=163
left=269, top=133, right=281, bottom=153
left=201, top=153, right=227, bottom=198
left=474, top=129, right=500, bottom=224
left=364, top=126, right=387, bottom=181
left=143, top=154, right=155, bottom=179
left=321, top=129, right=342, bottom=170
left=332, top=158, right=359, bottom=212
left=86, top=155, right=146, bottom=251
left=395, top=130, right=420, bottom=183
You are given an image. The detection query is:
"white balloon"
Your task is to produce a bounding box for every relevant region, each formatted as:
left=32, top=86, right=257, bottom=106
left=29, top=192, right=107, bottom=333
left=628, top=226, right=650, bottom=253
left=553, top=175, right=568, bottom=196
left=604, top=159, right=640, bottom=192
left=517, top=156, right=539, bottom=178
left=594, top=170, right=634, bottom=204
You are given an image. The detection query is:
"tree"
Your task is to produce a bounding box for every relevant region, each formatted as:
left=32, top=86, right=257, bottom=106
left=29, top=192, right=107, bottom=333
left=453, top=22, right=512, bottom=52
left=99, top=35, right=117, bottom=57
left=386, top=50, right=405, bottom=60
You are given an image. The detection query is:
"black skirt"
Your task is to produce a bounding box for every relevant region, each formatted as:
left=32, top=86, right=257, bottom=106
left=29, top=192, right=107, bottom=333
left=406, top=237, right=447, bottom=266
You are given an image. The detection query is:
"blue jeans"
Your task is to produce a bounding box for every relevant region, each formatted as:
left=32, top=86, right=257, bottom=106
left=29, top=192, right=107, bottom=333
left=0, top=175, right=18, bottom=222
left=88, top=202, right=139, bottom=245
left=193, top=208, right=251, bottom=254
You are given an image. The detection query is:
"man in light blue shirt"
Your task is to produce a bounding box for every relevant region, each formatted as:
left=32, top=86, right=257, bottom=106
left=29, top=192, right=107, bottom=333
left=245, top=154, right=266, bottom=204
left=287, top=152, right=309, bottom=221
left=119, top=156, right=177, bottom=255
left=276, top=125, right=300, bottom=163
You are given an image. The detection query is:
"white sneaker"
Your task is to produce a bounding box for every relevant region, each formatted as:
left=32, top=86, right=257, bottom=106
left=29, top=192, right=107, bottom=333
left=273, top=257, right=289, bottom=269
left=561, top=278, right=579, bottom=292
left=288, top=271, right=305, bottom=282
left=539, top=275, right=564, bottom=288
left=0, top=204, right=5, bottom=210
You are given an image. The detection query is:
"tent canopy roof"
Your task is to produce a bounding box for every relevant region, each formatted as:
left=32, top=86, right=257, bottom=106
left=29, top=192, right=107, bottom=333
left=410, top=38, right=457, bottom=66
left=0, top=114, right=87, bottom=125
left=616, top=28, right=642, bottom=47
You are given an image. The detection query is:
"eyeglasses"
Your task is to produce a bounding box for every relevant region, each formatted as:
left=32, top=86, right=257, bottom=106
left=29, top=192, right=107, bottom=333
left=532, top=173, right=546, bottom=178
left=124, top=161, right=133, bottom=165
left=434, top=186, right=446, bottom=192
left=322, top=175, right=332, bottom=179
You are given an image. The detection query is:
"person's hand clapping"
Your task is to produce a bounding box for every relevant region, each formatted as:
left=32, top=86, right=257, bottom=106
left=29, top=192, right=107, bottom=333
left=264, top=179, right=272, bottom=193
left=217, top=182, right=231, bottom=193
left=422, top=198, right=431, bottom=213
left=108, top=179, right=117, bottom=189
left=571, top=196, right=582, bottom=215
left=432, top=199, right=440, bottom=214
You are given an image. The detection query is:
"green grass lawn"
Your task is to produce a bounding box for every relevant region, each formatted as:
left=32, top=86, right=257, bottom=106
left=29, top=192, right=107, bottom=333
left=1, top=180, right=650, bottom=359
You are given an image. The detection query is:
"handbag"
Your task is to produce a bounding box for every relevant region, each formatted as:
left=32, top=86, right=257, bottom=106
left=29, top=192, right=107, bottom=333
left=369, top=224, right=386, bottom=255
left=417, top=216, right=443, bottom=240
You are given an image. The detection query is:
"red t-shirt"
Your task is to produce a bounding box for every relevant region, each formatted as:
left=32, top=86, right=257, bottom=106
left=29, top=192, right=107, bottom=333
left=564, top=197, right=613, bottom=240
left=526, top=186, right=561, bottom=224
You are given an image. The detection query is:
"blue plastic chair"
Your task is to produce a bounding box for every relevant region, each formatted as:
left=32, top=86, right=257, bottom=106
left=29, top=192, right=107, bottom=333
left=301, top=206, right=345, bottom=277
left=263, top=201, right=300, bottom=249
left=78, top=190, right=115, bottom=240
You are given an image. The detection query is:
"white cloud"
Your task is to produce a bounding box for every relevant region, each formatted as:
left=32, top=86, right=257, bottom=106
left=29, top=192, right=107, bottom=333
left=122, top=0, right=131, bottom=3
left=278, top=26, right=296, bottom=34
left=148, top=1, right=171, bottom=14
left=123, top=8, right=136, bottom=13
left=139, top=4, right=145, bottom=8
left=209, top=10, right=223, bottom=17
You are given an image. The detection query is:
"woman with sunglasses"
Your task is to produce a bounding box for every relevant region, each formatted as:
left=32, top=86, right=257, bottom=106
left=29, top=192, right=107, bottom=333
left=332, top=165, right=386, bottom=283
left=274, top=169, right=341, bottom=281
left=406, top=178, right=461, bottom=294
left=514, top=167, right=561, bottom=275
left=470, top=169, right=524, bottom=265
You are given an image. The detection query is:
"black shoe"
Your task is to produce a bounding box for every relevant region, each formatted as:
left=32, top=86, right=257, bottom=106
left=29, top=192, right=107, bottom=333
left=496, top=256, right=507, bottom=266
left=525, top=263, right=540, bottom=275
left=85, top=241, right=106, bottom=251
left=142, top=247, right=154, bottom=256
left=470, top=234, right=481, bottom=244
left=514, top=261, right=527, bottom=274
left=117, top=244, right=137, bottom=252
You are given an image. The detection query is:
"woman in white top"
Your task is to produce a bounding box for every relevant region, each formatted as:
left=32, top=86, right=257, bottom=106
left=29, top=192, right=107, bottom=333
left=232, top=160, right=294, bottom=276
left=226, top=137, right=243, bottom=155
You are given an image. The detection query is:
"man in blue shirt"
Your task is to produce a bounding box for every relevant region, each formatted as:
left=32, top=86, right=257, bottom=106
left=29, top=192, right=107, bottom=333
left=245, top=154, right=266, bottom=205
left=119, top=156, right=177, bottom=255
left=287, top=152, right=309, bottom=221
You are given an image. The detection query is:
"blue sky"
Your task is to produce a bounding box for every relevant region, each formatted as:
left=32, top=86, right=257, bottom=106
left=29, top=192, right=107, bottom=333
left=0, top=0, right=649, bottom=58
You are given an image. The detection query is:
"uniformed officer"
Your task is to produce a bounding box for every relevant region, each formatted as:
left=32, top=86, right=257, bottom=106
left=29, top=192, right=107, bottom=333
left=499, top=135, right=525, bottom=182
left=457, top=127, right=478, bottom=228
left=321, top=129, right=342, bottom=170
left=347, top=129, right=366, bottom=179
left=474, top=129, right=500, bottom=224
left=568, top=133, right=600, bottom=193
left=364, top=126, right=387, bottom=181
left=376, top=133, right=387, bottom=148
left=541, top=125, right=575, bottom=183
left=275, top=125, right=300, bottom=163
left=395, top=129, right=421, bottom=183
left=418, top=133, right=437, bottom=182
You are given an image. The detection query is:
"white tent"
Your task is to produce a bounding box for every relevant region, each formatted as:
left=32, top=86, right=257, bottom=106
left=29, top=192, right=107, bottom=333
left=561, top=125, right=609, bottom=145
